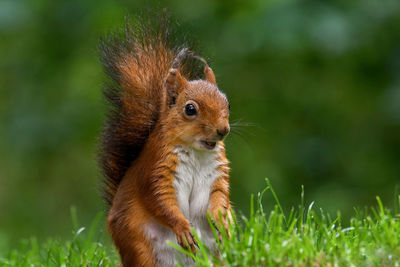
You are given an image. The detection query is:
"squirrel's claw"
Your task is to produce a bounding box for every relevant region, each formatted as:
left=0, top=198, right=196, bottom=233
left=176, top=231, right=197, bottom=253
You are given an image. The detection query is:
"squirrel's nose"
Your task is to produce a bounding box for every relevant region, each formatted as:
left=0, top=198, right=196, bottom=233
left=216, top=126, right=230, bottom=140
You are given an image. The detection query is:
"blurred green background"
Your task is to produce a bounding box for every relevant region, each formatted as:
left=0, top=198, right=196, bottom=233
left=1, top=0, right=400, bottom=251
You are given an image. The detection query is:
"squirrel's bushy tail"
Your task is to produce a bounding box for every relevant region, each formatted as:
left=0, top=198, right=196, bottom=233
left=98, top=16, right=199, bottom=205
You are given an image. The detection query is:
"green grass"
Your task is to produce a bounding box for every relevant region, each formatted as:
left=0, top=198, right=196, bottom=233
left=2, top=179, right=400, bottom=266
left=0, top=209, right=119, bottom=267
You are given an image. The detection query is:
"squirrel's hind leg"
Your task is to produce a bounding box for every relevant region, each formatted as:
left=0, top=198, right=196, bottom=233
left=107, top=206, right=157, bottom=267
left=110, top=222, right=156, bottom=267
left=126, top=235, right=156, bottom=267
left=108, top=219, right=156, bottom=267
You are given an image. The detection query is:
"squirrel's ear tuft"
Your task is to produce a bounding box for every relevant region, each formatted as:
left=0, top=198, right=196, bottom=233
left=204, top=66, right=217, bottom=85
left=166, top=68, right=187, bottom=106
left=192, top=55, right=217, bottom=85
left=166, top=48, right=190, bottom=107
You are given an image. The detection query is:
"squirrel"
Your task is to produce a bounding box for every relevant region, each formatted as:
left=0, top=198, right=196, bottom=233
left=98, top=16, right=232, bottom=267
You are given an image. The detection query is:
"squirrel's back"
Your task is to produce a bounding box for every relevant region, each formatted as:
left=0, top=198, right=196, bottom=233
left=98, top=17, right=199, bottom=205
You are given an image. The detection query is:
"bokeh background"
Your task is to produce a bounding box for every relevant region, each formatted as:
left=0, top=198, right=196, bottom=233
left=1, top=0, right=400, bottom=251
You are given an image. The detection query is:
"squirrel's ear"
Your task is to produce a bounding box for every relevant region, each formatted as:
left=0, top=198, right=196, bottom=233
left=192, top=54, right=217, bottom=85
left=204, top=66, right=217, bottom=85
left=166, top=68, right=188, bottom=106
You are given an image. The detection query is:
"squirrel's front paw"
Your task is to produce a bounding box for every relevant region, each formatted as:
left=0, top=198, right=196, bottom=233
left=174, top=223, right=197, bottom=253
left=209, top=208, right=233, bottom=239
left=176, top=230, right=197, bottom=253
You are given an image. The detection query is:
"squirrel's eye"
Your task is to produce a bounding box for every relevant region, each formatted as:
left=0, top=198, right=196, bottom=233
left=185, top=104, right=197, bottom=116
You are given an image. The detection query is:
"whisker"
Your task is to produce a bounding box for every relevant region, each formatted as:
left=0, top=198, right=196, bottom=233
left=230, top=126, right=256, bottom=137
left=230, top=118, right=256, bottom=128
left=225, top=130, right=253, bottom=149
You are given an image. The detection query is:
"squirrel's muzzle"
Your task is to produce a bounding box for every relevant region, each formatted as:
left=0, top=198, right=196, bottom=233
left=216, top=125, right=230, bottom=140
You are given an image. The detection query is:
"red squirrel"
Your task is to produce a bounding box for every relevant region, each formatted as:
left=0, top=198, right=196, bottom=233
left=99, top=17, right=232, bottom=266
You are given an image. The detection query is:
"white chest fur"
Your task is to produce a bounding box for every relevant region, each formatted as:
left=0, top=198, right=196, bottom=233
left=173, top=145, right=221, bottom=223
left=144, top=145, right=221, bottom=267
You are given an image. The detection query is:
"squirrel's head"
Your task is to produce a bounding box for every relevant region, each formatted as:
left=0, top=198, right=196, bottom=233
left=165, top=51, right=230, bottom=151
